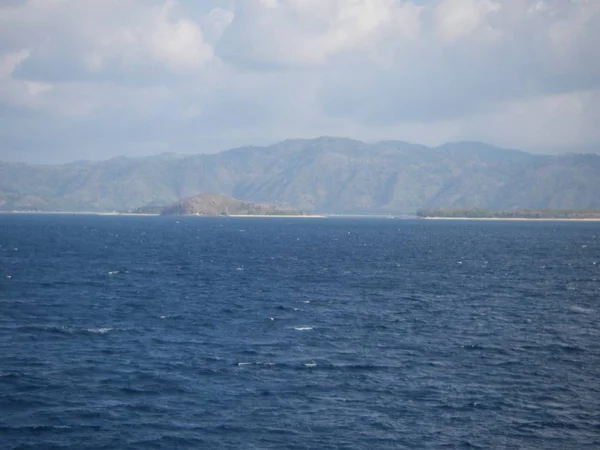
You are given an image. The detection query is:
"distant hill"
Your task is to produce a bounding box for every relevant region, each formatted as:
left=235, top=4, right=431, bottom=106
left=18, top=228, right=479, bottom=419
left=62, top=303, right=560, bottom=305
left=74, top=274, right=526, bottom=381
left=417, top=208, right=600, bottom=219
left=1, top=137, right=600, bottom=213
left=156, top=193, right=306, bottom=216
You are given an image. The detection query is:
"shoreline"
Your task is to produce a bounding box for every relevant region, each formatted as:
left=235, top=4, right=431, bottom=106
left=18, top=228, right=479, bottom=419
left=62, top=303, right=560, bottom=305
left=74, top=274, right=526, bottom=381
left=226, top=214, right=326, bottom=218
left=422, top=216, right=600, bottom=222
left=0, top=211, right=326, bottom=218
left=0, top=211, right=159, bottom=216
left=4, top=211, right=599, bottom=221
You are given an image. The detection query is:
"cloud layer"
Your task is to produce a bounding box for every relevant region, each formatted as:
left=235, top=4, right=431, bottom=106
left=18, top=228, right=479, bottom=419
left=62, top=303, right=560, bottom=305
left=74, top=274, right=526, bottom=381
left=1, top=0, right=599, bottom=162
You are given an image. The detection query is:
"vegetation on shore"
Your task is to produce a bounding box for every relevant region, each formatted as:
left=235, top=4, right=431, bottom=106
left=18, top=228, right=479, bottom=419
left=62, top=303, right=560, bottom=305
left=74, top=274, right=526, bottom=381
left=129, top=205, right=164, bottom=215
left=416, top=208, right=600, bottom=219
left=149, top=193, right=308, bottom=216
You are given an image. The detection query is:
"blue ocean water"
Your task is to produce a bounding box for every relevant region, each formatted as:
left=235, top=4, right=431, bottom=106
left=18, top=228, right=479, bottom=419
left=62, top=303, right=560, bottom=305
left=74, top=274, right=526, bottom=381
left=1, top=215, right=599, bottom=449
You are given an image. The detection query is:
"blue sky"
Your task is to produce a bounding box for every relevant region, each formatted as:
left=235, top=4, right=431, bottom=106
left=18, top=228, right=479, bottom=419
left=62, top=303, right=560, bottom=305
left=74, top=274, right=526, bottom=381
left=0, top=0, right=599, bottom=163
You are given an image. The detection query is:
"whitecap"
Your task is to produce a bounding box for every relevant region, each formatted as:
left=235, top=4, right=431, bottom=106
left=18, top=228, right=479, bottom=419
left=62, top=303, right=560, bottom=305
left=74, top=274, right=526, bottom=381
left=569, top=305, right=594, bottom=314
left=159, top=314, right=180, bottom=319
left=303, top=362, right=317, bottom=367
left=6, top=275, right=11, bottom=279
left=87, top=327, right=114, bottom=334
left=237, top=361, right=275, bottom=367
left=107, top=271, right=119, bottom=275
left=294, top=326, right=314, bottom=331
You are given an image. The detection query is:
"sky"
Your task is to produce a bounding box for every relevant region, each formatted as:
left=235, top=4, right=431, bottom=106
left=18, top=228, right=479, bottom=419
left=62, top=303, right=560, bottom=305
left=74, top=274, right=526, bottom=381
left=0, top=0, right=599, bottom=163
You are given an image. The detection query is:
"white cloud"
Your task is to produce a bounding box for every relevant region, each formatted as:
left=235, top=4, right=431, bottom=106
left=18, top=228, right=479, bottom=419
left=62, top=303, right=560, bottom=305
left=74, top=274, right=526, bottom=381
left=205, top=7, right=235, bottom=41
left=527, top=1, right=547, bottom=15
left=88, top=0, right=213, bottom=73
left=0, top=0, right=599, bottom=162
left=218, top=0, right=423, bottom=66
left=25, top=81, right=53, bottom=97
left=0, top=49, right=30, bottom=77
left=0, top=0, right=214, bottom=80
left=0, top=48, right=55, bottom=111
left=434, top=0, right=501, bottom=42
left=461, top=88, right=600, bottom=151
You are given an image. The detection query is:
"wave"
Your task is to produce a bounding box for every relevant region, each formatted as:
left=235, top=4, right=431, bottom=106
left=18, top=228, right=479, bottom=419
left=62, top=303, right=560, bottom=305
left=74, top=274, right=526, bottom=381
left=159, top=314, right=181, bottom=319
left=0, top=371, right=28, bottom=379
left=16, top=325, right=74, bottom=335
left=14, top=324, right=126, bottom=336
left=236, top=361, right=276, bottom=367
left=569, top=305, right=594, bottom=314
left=0, top=425, right=75, bottom=433
left=86, top=327, right=114, bottom=334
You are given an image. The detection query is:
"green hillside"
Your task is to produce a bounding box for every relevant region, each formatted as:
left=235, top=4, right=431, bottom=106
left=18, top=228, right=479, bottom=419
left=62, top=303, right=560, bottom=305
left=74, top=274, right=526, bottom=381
left=1, top=138, right=599, bottom=214
left=158, top=194, right=306, bottom=216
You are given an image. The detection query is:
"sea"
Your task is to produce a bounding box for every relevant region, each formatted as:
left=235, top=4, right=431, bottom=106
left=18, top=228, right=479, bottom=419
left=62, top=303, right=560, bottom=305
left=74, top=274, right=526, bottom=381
left=1, top=214, right=599, bottom=449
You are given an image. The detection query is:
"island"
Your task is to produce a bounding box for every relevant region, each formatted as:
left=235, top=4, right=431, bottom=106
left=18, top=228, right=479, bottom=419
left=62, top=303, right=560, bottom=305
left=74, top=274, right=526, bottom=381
left=137, top=193, right=314, bottom=217
left=416, top=208, right=600, bottom=220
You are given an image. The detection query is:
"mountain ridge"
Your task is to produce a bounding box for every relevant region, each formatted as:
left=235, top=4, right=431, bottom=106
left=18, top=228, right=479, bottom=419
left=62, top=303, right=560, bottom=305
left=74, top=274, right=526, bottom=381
left=1, top=137, right=599, bottom=213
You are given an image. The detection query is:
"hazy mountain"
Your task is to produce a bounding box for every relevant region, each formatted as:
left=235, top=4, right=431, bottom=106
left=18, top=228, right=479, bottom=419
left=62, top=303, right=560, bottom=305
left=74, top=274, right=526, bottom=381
left=1, top=137, right=599, bottom=213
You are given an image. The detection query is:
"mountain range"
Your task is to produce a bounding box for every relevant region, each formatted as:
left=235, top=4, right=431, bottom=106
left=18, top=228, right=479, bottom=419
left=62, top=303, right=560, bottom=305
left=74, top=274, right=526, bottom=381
left=1, top=137, right=599, bottom=214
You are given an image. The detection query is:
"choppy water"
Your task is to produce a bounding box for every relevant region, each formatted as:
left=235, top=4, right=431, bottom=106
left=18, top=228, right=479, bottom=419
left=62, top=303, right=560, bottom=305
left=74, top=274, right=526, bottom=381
left=1, top=215, right=599, bottom=449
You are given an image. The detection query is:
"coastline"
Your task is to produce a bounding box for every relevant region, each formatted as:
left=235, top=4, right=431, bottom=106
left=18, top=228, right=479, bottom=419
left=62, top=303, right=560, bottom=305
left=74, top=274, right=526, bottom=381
left=422, top=216, right=600, bottom=222
left=0, top=211, right=159, bottom=216
left=5, top=211, right=598, bottom=221
left=226, top=214, right=326, bottom=218
left=0, top=211, right=325, bottom=218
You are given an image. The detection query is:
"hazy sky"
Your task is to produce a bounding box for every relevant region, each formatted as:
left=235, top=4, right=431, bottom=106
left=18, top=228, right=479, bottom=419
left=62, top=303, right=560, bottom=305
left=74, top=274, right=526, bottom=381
left=0, top=0, right=599, bottom=163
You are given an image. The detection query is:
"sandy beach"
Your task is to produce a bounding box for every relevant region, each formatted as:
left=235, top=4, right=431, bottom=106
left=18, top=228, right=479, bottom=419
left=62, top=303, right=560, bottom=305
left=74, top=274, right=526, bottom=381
left=227, top=214, right=327, bottom=218
left=422, top=217, right=600, bottom=222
